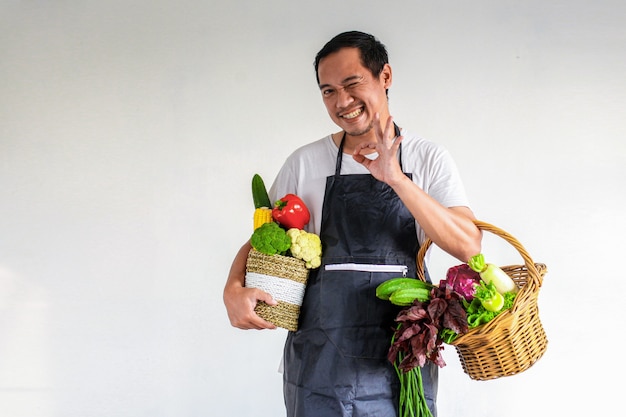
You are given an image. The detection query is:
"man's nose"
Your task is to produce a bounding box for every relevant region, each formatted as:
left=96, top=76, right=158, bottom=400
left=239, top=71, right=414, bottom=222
left=336, top=87, right=354, bottom=108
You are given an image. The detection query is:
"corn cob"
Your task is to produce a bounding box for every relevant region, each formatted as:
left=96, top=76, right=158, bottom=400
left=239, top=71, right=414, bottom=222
left=251, top=174, right=274, bottom=231
left=253, top=207, right=273, bottom=230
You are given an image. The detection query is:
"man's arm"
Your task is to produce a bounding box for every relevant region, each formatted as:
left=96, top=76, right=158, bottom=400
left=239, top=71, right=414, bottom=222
left=388, top=177, right=481, bottom=261
left=223, top=240, right=278, bottom=330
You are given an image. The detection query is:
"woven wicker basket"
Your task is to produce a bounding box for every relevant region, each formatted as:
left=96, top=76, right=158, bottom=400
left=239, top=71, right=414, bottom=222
left=416, top=220, right=548, bottom=381
left=245, top=249, right=309, bottom=331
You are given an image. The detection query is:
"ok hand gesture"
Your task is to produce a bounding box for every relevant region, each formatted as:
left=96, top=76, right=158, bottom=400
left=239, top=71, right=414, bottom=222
left=352, top=113, right=405, bottom=187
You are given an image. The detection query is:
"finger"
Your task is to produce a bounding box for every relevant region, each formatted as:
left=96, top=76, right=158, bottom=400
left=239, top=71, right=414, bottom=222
left=245, top=315, right=277, bottom=330
left=352, top=149, right=369, bottom=166
left=355, top=156, right=371, bottom=168
left=253, top=290, right=279, bottom=328
left=384, top=115, right=395, bottom=144
left=230, top=312, right=266, bottom=330
left=353, top=142, right=376, bottom=153
left=237, top=318, right=275, bottom=331
left=239, top=304, right=278, bottom=331
left=256, top=317, right=277, bottom=330
left=390, top=133, right=403, bottom=153
left=374, top=112, right=384, bottom=144
left=252, top=288, right=277, bottom=306
left=249, top=298, right=278, bottom=330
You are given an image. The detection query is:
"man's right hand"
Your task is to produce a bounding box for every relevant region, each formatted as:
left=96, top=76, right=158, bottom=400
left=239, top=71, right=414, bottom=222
left=223, top=283, right=278, bottom=330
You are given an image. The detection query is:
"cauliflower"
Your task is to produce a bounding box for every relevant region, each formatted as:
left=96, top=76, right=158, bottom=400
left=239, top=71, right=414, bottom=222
left=250, top=222, right=291, bottom=255
left=286, top=228, right=322, bottom=269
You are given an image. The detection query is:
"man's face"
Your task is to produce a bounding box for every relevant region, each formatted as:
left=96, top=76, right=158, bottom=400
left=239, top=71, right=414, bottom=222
left=317, top=47, right=391, bottom=138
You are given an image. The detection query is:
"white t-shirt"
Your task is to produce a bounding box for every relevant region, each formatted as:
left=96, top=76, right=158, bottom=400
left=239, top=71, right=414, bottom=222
left=268, top=129, right=470, bottom=245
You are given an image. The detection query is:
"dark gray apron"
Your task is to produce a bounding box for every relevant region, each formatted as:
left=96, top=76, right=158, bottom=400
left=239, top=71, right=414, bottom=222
left=283, top=127, right=438, bottom=417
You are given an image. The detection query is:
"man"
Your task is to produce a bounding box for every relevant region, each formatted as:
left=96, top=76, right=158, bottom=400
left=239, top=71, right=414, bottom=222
left=224, top=31, right=482, bottom=416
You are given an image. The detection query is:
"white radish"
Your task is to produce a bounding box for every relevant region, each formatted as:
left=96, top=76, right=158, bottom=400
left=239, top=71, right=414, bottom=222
left=468, top=254, right=518, bottom=294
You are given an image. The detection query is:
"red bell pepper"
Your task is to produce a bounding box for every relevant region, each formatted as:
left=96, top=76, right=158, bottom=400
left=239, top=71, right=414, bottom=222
left=272, top=194, right=311, bottom=229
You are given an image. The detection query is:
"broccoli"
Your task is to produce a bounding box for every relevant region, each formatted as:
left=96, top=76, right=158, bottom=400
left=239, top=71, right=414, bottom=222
left=250, top=222, right=292, bottom=255
left=286, top=228, right=322, bottom=269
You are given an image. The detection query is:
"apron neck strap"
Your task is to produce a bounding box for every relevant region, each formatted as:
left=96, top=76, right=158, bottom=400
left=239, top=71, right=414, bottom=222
left=335, top=123, right=403, bottom=176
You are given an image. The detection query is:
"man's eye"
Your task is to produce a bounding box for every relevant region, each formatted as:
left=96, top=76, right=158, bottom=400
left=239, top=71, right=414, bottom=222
left=322, top=89, right=334, bottom=96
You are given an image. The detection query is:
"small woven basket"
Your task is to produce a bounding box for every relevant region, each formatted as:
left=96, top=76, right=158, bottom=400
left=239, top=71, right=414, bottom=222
left=245, top=249, right=309, bottom=331
left=416, top=220, right=548, bottom=381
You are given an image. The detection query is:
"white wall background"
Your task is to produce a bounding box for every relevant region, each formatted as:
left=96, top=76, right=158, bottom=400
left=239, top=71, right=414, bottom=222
left=1, top=1, right=624, bottom=416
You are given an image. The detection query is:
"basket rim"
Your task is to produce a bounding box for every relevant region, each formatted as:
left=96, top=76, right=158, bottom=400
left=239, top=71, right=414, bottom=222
left=416, top=220, right=545, bottom=310
left=417, top=220, right=542, bottom=283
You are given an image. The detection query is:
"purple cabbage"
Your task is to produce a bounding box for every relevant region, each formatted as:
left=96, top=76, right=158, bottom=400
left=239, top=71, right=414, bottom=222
left=440, top=264, right=480, bottom=301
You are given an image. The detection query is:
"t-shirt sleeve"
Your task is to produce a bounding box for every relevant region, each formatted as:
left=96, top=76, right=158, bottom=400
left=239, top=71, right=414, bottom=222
left=268, top=161, right=297, bottom=203
left=426, top=146, right=471, bottom=209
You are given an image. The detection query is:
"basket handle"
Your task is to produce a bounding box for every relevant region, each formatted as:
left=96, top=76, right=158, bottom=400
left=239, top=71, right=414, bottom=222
left=416, top=220, right=544, bottom=292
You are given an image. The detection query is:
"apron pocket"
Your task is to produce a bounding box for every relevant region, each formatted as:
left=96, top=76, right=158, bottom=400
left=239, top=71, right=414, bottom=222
left=319, top=262, right=407, bottom=359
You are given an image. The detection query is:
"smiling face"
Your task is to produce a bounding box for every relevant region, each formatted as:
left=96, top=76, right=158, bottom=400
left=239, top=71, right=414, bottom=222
left=317, top=47, right=392, bottom=139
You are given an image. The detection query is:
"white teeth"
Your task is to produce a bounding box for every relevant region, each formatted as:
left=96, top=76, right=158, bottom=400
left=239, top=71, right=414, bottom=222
left=343, top=108, right=362, bottom=119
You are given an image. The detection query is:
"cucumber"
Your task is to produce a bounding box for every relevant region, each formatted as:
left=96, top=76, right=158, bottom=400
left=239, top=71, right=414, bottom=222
left=375, top=277, right=433, bottom=301
left=389, top=287, right=431, bottom=306
left=252, top=174, right=272, bottom=209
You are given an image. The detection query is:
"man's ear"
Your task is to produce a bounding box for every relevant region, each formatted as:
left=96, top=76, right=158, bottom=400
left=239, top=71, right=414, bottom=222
left=381, top=63, right=392, bottom=89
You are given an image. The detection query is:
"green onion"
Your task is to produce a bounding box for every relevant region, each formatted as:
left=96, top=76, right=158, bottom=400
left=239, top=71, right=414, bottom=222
left=393, top=353, right=433, bottom=417
left=391, top=324, right=433, bottom=417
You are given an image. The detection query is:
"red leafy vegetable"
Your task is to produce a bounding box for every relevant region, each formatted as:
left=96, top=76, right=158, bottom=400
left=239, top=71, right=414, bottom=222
left=388, top=286, right=469, bottom=372
left=440, top=264, right=480, bottom=301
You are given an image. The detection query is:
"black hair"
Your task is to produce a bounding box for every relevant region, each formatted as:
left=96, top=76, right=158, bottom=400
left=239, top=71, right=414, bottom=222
left=314, top=31, right=389, bottom=85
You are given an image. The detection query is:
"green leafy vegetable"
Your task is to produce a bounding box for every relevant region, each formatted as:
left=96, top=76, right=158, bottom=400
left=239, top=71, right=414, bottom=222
left=464, top=290, right=517, bottom=329
left=474, top=280, right=505, bottom=312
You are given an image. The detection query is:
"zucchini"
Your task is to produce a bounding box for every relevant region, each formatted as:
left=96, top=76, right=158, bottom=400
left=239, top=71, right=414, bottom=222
left=389, top=287, right=431, bottom=306
left=252, top=174, right=272, bottom=209
left=376, top=277, right=433, bottom=301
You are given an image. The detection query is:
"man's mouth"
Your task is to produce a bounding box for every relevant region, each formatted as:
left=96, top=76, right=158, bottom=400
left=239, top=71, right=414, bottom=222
left=341, top=107, right=363, bottom=120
